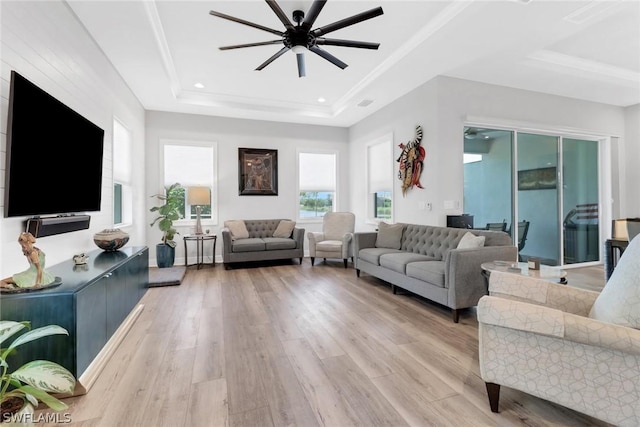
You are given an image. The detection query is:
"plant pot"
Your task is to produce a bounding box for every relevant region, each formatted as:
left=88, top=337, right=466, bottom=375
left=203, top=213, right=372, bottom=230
left=1, top=398, right=34, bottom=426
left=156, top=243, right=175, bottom=268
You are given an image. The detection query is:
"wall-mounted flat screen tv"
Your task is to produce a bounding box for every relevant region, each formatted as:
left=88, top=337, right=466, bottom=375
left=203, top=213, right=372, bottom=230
left=4, top=71, right=105, bottom=217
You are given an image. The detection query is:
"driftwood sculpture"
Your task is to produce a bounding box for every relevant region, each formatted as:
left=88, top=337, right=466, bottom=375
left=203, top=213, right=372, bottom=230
left=397, top=125, right=425, bottom=196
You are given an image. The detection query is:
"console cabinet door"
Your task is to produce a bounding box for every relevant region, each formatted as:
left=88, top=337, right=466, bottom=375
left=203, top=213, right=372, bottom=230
left=105, top=268, right=130, bottom=337
left=75, top=279, right=107, bottom=377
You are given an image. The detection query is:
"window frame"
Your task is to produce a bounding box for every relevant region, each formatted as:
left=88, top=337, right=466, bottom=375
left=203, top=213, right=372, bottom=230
left=366, top=134, right=394, bottom=224
left=159, top=139, right=218, bottom=228
left=113, top=117, right=133, bottom=228
left=296, top=149, right=339, bottom=223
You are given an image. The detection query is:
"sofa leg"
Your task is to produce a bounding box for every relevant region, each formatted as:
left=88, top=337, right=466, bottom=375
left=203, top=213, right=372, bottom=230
left=356, top=269, right=360, bottom=277
left=311, top=257, right=315, bottom=266
left=485, top=382, right=500, bottom=413
left=452, top=309, right=460, bottom=323
left=224, top=263, right=231, bottom=271
left=392, top=284, right=397, bottom=295
left=343, top=259, right=348, bottom=268
left=299, top=257, right=303, bottom=264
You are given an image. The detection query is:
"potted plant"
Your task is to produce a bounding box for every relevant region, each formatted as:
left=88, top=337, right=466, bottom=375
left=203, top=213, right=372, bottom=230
left=150, top=182, right=183, bottom=268
left=0, top=321, right=76, bottom=425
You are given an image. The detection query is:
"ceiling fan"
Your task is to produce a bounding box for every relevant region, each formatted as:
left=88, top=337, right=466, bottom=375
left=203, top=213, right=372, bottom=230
left=464, top=128, right=491, bottom=140
left=209, top=0, right=384, bottom=78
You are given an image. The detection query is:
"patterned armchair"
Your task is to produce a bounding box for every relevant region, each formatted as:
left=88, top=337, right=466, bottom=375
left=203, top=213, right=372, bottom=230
left=477, top=266, right=640, bottom=426
left=308, top=212, right=355, bottom=268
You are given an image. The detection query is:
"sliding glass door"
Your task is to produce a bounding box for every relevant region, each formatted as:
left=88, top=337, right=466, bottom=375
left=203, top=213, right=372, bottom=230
left=463, top=126, right=600, bottom=266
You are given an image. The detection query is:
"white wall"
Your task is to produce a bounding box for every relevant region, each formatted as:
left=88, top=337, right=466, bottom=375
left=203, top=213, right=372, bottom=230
left=0, top=1, right=146, bottom=278
left=145, top=111, right=348, bottom=265
left=349, top=76, right=628, bottom=235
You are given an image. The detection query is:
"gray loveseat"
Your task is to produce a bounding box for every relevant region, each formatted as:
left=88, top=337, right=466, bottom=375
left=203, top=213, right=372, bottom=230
left=354, top=224, right=517, bottom=322
left=221, top=219, right=305, bottom=269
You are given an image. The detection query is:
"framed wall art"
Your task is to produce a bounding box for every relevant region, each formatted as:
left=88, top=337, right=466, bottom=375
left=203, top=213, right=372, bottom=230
left=238, top=148, right=278, bottom=196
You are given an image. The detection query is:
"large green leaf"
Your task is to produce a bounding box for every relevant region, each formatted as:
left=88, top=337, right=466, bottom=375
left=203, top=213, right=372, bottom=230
left=11, top=360, right=76, bottom=394
left=0, top=321, right=29, bottom=346
left=19, top=385, right=68, bottom=411
left=6, top=325, right=68, bottom=354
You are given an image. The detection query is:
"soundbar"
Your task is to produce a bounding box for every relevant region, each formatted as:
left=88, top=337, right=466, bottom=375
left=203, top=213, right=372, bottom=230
left=26, top=215, right=91, bottom=238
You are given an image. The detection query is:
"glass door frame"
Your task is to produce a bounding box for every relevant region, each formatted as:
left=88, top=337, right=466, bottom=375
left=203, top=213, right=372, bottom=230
left=464, top=119, right=611, bottom=268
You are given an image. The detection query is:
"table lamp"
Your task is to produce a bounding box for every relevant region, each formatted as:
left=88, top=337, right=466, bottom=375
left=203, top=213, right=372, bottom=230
left=187, top=186, right=210, bottom=235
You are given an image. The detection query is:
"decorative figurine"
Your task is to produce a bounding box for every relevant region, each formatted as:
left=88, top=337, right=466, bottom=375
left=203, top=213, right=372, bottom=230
left=0, top=232, right=56, bottom=290
left=73, top=253, right=90, bottom=265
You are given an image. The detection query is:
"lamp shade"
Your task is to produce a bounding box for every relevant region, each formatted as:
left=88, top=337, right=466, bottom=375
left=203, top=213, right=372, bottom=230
left=188, top=186, right=210, bottom=206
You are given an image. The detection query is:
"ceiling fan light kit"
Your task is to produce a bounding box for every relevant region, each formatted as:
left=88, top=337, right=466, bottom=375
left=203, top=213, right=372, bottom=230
left=210, top=0, right=384, bottom=78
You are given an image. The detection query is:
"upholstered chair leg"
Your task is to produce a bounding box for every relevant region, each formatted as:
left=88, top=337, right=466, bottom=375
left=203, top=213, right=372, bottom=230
left=343, top=259, right=348, bottom=268
left=311, top=257, right=315, bottom=266
left=356, top=269, right=360, bottom=277
left=299, top=257, right=303, bottom=264
left=485, top=382, right=500, bottom=413
left=452, top=309, right=460, bottom=323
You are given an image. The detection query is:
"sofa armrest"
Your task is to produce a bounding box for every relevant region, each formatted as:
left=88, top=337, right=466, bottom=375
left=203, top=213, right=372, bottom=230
left=221, top=228, right=232, bottom=262
left=354, top=232, right=377, bottom=252
left=445, top=245, right=518, bottom=309
left=489, top=270, right=600, bottom=317
left=292, top=227, right=305, bottom=249
left=478, top=296, right=640, bottom=356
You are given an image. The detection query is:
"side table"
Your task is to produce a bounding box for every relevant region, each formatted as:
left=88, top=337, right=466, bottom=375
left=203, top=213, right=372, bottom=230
left=183, top=234, right=217, bottom=269
left=481, top=261, right=568, bottom=291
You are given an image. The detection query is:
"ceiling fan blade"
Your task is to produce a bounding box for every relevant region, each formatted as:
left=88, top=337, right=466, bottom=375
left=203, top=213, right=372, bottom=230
left=316, top=38, right=380, bottom=50
left=301, top=0, right=327, bottom=31
left=296, top=53, right=306, bottom=78
left=209, top=10, right=284, bottom=36
left=256, top=46, right=290, bottom=70
left=309, top=46, right=347, bottom=69
left=220, top=40, right=283, bottom=50
left=311, top=7, right=383, bottom=37
left=265, top=0, right=295, bottom=31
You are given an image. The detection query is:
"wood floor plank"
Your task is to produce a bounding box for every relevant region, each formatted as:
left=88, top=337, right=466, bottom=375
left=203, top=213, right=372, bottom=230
left=37, top=262, right=611, bottom=427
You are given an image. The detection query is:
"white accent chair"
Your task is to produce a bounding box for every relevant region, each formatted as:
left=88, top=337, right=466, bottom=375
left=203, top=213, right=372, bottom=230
left=308, top=212, right=355, bottom=268
left=477, top=237, right=640, bottom=426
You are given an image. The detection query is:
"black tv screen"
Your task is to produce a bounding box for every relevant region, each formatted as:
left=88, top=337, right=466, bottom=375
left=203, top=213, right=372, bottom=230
left=5, top=71, right=104, bottom=217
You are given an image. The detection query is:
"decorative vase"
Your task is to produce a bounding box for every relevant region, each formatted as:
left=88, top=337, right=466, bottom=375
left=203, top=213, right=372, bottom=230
left=93, top=229, right=129, bottom=251
left=156, top=243, right=175, bottom=268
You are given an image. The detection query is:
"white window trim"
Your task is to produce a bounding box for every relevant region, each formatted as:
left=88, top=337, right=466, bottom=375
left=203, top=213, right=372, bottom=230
left=159, top=138, right=219, bottom=226
left=296, top=148, right=339, bottom=223
left=366, top=133, right=394, bottom=225
left=113, top=117, right=133, bottom=228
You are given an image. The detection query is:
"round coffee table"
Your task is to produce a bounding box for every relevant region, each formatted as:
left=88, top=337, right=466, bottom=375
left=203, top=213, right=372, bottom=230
left=481, top=261, right=568, bottom=284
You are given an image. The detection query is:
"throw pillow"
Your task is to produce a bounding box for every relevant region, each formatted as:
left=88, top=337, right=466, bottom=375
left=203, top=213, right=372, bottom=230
left=589, top=235, right=640, bottom=329
left=375, top=222, right=403, bottom=249
left=224, top=220, right=249, bottom=239
left=273, top=220, right=296, bottom=238
left=457, top=232, right=485, bottom=249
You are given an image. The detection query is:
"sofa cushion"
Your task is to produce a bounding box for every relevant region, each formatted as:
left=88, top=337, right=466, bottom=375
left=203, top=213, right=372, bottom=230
left=225, top=220, right=249, bottom=239
left=380, top=253, right=437, bottom=274
left=406, top=261, right=446, bottom=288
left=317, top=240, right=342, bottom=251
left=358, top=247, right=402, bottom=265
left=376, top=222, right=404, bottom=249
left=273, top=220, right=296, bottom=238
left=457, top=232, right=485, bottom=249
left=263, top=237, right=297, bottom=251
left=232, top=238, right=265, bottom=252
left=589, top=236, right=640, bottom=329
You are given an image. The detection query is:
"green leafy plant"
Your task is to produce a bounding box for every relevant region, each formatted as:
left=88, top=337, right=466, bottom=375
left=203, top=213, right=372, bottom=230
left=150, top=183, right=183, bottom=248
left=0, top=321, right=76, bottom=421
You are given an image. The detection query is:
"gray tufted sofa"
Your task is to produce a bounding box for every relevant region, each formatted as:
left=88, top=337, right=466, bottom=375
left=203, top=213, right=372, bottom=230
left=354, top=224, right=517, bottom=322
left=221, top=219, right=305, bottom=269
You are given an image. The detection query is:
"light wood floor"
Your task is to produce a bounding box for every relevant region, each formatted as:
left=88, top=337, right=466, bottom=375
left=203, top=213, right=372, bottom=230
left=40, top=261, right=610, bottom=426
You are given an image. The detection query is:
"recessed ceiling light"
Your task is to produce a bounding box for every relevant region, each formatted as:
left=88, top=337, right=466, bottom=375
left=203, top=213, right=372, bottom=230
left=317, top=97, right=326, bottom=103
left=194, top=82, right=205, bottom=89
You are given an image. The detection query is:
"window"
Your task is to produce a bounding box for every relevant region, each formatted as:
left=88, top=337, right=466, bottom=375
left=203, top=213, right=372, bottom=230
left=367, top=136, right=393, bottom=222
left=298, top=151, right=337, bottom=219
left=113, top=118, right=132, bottom=226
left=162, top=140, right=216, bottom=225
